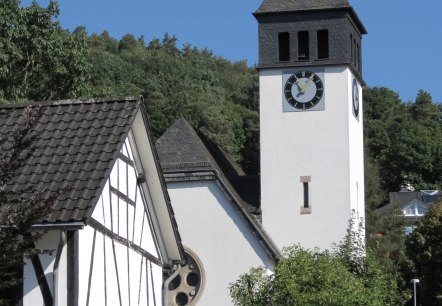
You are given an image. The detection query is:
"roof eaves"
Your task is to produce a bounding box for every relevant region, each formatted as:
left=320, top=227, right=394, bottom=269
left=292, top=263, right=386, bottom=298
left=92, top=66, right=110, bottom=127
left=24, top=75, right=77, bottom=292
left=138, top=101, right=186, bottom=265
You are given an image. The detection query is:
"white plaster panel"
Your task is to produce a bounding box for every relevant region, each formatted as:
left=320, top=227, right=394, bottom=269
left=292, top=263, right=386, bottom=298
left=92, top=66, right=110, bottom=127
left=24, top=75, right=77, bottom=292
left=111, top=193, right=119, bottom=234
left=23, top=231, right=60, bottom=306
left=85, top=231, right=106, bottom=306
left=92, top=195, right=105, bottom=225
left=114, top=241, right=130, bottom=305
left=127, top=165, right=137, bottom=202
left=125, top=137, right=134, bottom=161
left=118, top=199, right=128, bottom=240
left=138, top=258, right=149, bottom=306
left=103, top=235, right=120, bottom=306
left=121, top=141, right=129, bottom=158
left=259, top=66, right=365, bottom=250
left=23, top=258, right=44, bottom=306
left=167, top=181, right=274, bottom=306
left=78, top=227, right=94, bottom=305
left=150, top=262, right=163, bottom=305
left=109, top=161, right=118, bottom=190
left=128, top=247, right=143, bottom=305
left=140, top=213, right=159, bottom=257
left=127, top=203, right=135, bottom=242
left=133, top=188, right=145, bottom=245
left=118, top=159, right=128, bottom=196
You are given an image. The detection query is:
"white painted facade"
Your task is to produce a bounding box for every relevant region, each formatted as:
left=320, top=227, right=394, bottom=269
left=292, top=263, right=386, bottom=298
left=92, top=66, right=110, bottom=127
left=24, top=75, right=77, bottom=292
left=167, top=180, right=275, bottom=306
left=260, top=66, right=365, bottom=250
left=23, top=135, right=173, bottom=306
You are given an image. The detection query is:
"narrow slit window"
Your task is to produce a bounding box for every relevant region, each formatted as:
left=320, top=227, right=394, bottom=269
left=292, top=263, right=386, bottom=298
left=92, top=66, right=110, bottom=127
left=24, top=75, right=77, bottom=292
left=353, top=38, right=357, bottom=69
left=317, top=30, right=329, bottom=59
left=303, top=182, right=309, bottom=208
left=357, top=43, right=361, bottom=71
left=278, top=32, right=290, bottom=62
left=298, top=31, right=309, bottom=61
left=350, top=34, right=354, bottom=64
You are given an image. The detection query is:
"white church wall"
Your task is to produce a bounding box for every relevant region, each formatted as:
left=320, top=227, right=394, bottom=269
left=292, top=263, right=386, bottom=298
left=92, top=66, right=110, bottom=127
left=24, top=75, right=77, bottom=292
left=260, top=66, right=364, bottom=250
left=167, top=180, right=274, bottom=306
left=347, top=73, right=366, bottom=223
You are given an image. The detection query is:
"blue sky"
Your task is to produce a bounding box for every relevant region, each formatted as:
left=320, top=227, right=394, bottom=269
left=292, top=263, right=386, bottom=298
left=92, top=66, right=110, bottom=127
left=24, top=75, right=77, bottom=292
left=23, top=0, right=442, bottom=103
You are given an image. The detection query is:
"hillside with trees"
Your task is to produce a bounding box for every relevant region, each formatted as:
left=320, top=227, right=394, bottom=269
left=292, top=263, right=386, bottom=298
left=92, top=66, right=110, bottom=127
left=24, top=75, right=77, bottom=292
left=1, top=1, right=442, bottom=304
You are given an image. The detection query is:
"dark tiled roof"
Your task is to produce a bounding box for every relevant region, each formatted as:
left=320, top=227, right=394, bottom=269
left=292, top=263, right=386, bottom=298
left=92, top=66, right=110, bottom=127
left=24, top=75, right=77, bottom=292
left=256, top=0, right=350, bottom=14
left=0, top=97, right=140, bottom=224
left=156, top=117, right=259, bottom=211
left=157, top=118, right=281, bottom=260
left=156, top=118, right=212, bottom=171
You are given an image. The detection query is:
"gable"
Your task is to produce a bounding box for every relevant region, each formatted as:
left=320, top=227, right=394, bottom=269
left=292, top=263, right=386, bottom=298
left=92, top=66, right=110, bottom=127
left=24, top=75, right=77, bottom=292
left=0, top=97, right=140, bottom=225
left=402, top=200, right=428, bottom=217
left=91, top=136, right=161, bottom=260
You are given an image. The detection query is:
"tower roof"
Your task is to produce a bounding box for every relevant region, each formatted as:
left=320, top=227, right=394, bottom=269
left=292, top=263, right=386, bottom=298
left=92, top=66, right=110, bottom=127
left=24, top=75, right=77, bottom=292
left=256, top=0, right=350, bottom=14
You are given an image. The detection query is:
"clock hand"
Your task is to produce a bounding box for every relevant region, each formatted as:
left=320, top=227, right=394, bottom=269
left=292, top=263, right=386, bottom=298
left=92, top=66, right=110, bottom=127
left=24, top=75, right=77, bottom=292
left=295, top=79, right=306, bottom=94
left=302, top=79, right=311, bottom=92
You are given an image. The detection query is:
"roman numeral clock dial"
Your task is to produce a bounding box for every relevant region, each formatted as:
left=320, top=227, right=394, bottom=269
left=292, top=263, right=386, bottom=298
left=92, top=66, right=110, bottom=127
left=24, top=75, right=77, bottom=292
left=283, top=71, right=324, bottom=111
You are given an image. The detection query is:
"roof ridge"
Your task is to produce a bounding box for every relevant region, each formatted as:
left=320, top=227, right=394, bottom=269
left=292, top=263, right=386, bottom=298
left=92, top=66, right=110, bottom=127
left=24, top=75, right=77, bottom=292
left=256, top=0, right=350, bottom=13
left=0, top=95, right=142, bottom=109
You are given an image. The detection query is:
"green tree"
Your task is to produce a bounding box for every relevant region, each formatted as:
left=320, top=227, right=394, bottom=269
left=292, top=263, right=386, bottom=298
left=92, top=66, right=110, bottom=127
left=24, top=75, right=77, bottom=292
left=87, top=33, right=260, bottom=171
left=0, top=0, right=89, bottom=102
left=0, top=106, right=64, bottom=305
left=405, top=201, right=442, bottom=305
left=230, top=218, right=403, bottom=306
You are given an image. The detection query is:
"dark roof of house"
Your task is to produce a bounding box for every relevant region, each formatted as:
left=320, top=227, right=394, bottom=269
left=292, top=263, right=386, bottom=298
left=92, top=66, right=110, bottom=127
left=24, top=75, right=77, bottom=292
left=256, top=0, right=350, bottom=14
left=389, top=191, right=442, bottom=207
left=0, top=97, right=140, bottom=224
left=156, top=118, right=281, bottom=260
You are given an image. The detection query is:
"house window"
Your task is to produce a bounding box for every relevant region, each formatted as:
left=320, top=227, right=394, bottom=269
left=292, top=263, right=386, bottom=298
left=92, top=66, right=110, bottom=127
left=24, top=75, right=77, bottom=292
left=278, top=32, right=290, bottom=62
left=417, top=205, right=426, bottom=216
left=317, top=30, right=329, bottom=59
left=298, top=31, right=309, bottom=61
left=404, top=207, right=415, bottom=216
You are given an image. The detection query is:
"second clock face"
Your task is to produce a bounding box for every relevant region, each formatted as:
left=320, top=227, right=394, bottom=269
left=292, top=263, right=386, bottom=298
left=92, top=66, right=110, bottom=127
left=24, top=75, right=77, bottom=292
left=284, top=71, right=324, bottom=110
left=352, top=78, right=360, bottom=119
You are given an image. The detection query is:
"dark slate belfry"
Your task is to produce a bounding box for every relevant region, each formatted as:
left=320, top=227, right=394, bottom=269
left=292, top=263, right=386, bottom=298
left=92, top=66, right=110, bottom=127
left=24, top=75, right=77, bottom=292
left=254, top=0, right=367, bottom=81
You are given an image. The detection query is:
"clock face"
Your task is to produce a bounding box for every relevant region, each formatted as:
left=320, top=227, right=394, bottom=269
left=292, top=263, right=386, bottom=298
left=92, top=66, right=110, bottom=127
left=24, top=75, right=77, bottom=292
left=352, top=78, right=359, bottom=118
left=284, top=71, right=324, bottom=110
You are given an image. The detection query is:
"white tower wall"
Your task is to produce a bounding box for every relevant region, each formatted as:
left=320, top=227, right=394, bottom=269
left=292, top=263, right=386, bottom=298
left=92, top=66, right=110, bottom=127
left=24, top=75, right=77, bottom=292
left=260, top=66, right=365, bottom=250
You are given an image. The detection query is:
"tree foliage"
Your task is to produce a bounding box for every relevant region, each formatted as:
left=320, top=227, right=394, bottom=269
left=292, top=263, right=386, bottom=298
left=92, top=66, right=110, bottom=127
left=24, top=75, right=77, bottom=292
left=230, top=218, right=404, bottom=306
left=405, top=201, right=442, bottom=305
left=364, top=87, right=442, bottom=200
left=0, top=106, right=64, bottom=305
left=85, top=32, right=260, bottom=173
left=0, top=0, right=89, bottom=102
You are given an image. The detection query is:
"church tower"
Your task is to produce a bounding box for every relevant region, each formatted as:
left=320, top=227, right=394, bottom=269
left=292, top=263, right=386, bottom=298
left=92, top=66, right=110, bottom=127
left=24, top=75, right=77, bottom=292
left=255, top=0, right=367, bottom=250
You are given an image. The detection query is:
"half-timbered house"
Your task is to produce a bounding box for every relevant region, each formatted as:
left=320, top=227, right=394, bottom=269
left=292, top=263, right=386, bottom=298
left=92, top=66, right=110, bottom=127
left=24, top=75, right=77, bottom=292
left=0, top=96, right=184, bottom=306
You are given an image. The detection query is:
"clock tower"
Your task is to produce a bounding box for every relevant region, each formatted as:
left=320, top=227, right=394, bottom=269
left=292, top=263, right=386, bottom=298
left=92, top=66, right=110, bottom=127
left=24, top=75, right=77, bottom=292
left=255, top=0, right=367, bottom=250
